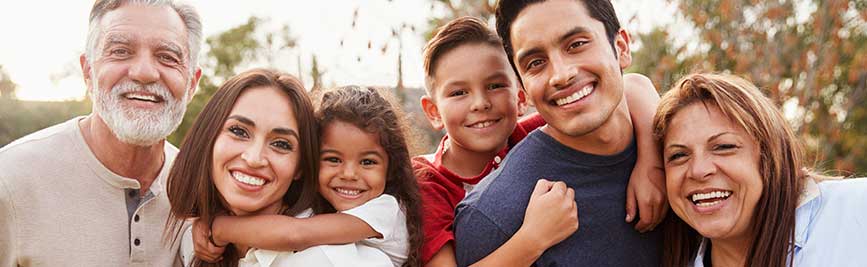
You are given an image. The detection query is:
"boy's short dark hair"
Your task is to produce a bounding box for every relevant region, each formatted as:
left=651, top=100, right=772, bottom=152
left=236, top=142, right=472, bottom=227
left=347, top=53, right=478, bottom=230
left=423, top=16, right=503, bottom=95
left=495, top=0, right=622, bottom=73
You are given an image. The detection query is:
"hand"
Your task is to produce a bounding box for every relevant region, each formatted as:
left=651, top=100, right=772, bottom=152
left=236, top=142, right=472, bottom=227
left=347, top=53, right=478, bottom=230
left=625, top=161, right=668, bottom=233
left=518, top=179, right=579, bottom=250
left=192, top=217, right=226, bottom=263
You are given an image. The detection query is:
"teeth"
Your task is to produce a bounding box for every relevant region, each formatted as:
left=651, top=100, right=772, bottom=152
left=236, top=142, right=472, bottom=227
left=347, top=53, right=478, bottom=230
left=125, top=93, right=158, bottom=102
left=336, top=188, right=361, bottom=196
left=691, top=191, right=732, bottom=202
left=696, top=199, right=723, bottom=207
left=469, top=120, right=495, bottom=128
left=554, top=84, right=594, bottom=106
left=232, top=171, right=265, bottom=186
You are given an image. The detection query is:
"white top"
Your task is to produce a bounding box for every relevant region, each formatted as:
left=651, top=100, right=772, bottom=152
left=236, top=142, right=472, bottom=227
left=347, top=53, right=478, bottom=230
left=692, top=177, right=867, bottom=267
left=0, top=117, right=182, bottom=267
left=182, top=194, right=409, bottom=267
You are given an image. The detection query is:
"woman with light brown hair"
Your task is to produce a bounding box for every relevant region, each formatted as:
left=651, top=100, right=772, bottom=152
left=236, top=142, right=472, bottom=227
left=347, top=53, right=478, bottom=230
left=654, top=73, right=867, bottom=266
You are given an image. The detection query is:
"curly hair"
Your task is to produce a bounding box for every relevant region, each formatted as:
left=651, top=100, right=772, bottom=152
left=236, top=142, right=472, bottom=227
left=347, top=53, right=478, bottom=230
left=314, top=86, right=423, bottom=267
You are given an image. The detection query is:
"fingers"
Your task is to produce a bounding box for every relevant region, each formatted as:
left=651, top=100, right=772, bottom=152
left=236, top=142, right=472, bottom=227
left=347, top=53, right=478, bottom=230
left=192, top=218, right=225, bottom=262
left=532, top=179, right=553, bottom=196
left=550, top=181, right=567, bottom=195
left=635, top=198, right=654, bottom=233
left=625, top=186, right=637, bottom=223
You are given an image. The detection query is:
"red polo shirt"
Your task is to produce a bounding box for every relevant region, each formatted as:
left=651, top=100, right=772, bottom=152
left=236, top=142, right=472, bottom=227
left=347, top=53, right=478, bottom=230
left=413, top=113, right=545, bottom=263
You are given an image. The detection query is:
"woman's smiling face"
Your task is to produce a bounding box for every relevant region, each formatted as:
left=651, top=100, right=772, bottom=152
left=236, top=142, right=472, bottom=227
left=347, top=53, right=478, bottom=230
left=663, top=103, right=763, bottom=243
left=211, top=86, right=302, bottom=216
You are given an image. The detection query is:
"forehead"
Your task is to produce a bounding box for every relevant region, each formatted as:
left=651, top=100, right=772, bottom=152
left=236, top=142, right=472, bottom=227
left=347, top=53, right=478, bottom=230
left=510, top=0, right=605, bottom=50
left=98, top=4, right=188, bottom=50
left=665, top=103, right=746, bottom=144
left=432, top=44, right=515, bottom=85
left=322, top=121, right=384, bottom=150
left=231, top=86, right=298, bottom=126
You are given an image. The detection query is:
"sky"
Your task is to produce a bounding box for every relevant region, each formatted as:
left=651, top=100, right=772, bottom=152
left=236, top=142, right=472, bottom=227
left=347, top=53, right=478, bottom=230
left=0, top=0, right=677, bottom=101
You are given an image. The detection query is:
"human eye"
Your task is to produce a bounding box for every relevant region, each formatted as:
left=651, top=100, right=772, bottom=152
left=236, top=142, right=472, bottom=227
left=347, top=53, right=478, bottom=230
left=228, top=125, right=249, bottom=138
left=322, top=156, right=341, bottom=164
left=109, top=48, right=131, bottom=57
left=666, top=151, right=688, bottom=164
left=271, top=140, right=294, bottom=152
left=158, top=53, right=180, bottom=64
left=567, top=40, right=589, bottom=51
left=487, top=83, right=508, bottom=90
left=526, top=58, right=545, bottom=71
left=713, top=143, right=740, bottom=152
left=360, top=158, right=378, bottom=166
left=448, top=89, right=467, bottom=97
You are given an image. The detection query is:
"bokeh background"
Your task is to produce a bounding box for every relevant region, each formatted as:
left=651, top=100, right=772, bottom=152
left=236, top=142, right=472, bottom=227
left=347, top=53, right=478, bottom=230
left=1, top=0, right=865, bottom=175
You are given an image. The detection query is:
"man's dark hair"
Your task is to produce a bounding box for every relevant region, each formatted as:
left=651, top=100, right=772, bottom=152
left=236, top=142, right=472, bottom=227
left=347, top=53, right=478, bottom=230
left=495, top=0, right=622, bottom=73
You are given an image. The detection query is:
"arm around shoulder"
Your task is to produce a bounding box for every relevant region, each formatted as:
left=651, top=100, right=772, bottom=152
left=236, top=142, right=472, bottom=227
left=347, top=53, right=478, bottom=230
left=213, top=212, right=379, bottom=251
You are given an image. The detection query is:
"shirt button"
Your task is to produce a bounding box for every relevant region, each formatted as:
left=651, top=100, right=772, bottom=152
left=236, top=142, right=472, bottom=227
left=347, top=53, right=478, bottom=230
left=134, top=215, right=140, bottom=222
left=134, top=238, right=141, bottom=246
left=494, top=156, right=502, bottom=164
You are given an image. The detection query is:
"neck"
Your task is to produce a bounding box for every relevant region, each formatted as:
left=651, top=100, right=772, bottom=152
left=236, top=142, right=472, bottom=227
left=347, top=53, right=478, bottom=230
left=542, top=98, right=633, bottom=155
left=710, top=236, right=752, bottom=267
left=79, top=115, right=165, bottom=194
left=441, top=138, right=505, bottom=177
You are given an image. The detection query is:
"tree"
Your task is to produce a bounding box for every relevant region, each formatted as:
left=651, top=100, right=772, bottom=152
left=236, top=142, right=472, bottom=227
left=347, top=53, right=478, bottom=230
left=629, top=0, right=867, bottom=174
left=0, top=65, right=17, bottom=100
left=168, top=16, right=299, bottom=145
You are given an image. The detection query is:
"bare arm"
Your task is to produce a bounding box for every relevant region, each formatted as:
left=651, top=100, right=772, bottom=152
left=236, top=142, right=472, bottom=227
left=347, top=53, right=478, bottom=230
left=622, top=73, right=667, bottom=232
left=427, top=180, right=578, bottom=267
left=211, top=213, right=380, bottom=251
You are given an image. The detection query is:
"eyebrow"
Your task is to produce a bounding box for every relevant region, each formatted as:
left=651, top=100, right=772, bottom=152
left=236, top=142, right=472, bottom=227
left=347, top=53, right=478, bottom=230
left=227, top=115, right=299, bottom=139
left=514, top=26, right=591, bottom=67
left=157, top=41, right=185, bottom=60
left=103, top=33, right=133, bottom=48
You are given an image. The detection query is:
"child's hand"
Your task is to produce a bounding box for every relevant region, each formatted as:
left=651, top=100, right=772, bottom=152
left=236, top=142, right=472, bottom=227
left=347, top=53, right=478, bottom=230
left=192, top=217, right=225, bottom=263
left=625, top=161, right=668, bottom=233
left=517, top=179, right=579, bottom=250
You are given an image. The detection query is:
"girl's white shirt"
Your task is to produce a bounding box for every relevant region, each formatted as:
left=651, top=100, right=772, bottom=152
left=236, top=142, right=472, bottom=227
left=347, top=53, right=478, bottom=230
left=181, top=194, right=409, bottom=267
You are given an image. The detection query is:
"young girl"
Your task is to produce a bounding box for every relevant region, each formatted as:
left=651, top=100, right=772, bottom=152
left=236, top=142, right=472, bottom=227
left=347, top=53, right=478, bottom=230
left=195, top=85, right=423, bottom=267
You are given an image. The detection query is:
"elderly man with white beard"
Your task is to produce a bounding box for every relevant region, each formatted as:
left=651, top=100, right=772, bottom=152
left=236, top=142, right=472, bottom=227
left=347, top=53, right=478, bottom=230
left=0, top=1, right=202, bottom=266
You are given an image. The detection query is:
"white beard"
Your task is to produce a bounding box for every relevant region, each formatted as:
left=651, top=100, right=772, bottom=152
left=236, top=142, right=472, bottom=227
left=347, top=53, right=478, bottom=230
left=91, top=79, right=189, bottom=146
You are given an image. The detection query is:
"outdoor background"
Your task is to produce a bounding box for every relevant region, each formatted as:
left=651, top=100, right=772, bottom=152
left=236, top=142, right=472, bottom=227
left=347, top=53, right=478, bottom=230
left=1, top=0, right=865, bottom=175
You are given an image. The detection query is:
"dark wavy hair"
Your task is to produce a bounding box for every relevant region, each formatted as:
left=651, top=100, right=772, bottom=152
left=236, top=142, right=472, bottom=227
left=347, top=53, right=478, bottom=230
left=314, top=86, right=423, bottom=267
left=165, top=68, right=320, bottom=267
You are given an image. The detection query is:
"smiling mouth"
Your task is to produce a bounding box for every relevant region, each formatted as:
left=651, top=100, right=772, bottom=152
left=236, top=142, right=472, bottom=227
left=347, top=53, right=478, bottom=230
left=689, top=190, right=732, bottom=207
left=123, top=92, right=164, bottom=103
left=232, top=171, right=266, bottom=186
left=466, top=118, right=501, bottom=129
left=552, top=83, right=595, bottom=106
left=334, top=187, right=365, bottom=198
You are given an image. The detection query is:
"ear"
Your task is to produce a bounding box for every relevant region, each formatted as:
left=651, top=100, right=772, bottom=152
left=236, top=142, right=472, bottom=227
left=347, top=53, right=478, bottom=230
left=293, top=171, right=302, bottom=181
left=186, top=67, right=202, bottom=103
left=516, top=86, right=529, bottom=116
left=421, top=95, right=445, bottom=130
left=615, top=29, right=633, bottom=70
left=80, top=54, right=93, bottom=91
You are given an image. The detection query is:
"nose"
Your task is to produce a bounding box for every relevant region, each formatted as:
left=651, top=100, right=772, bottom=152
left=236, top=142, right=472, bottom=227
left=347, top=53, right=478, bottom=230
left=127, top=54, right=160, bottom=85
left=241, top=142, right=269, bottom=168
left=548, top=53, right=577, bottom=90
left=340, top=163, right=359, bottom=181
left=688, top=153, right=716, bottom=181
left=470, top=91, right=492, bottom=112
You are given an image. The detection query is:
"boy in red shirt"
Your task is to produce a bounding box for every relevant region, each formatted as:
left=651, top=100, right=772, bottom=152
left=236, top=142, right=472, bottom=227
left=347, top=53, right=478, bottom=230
left=415, top=16, right=666, bottom=266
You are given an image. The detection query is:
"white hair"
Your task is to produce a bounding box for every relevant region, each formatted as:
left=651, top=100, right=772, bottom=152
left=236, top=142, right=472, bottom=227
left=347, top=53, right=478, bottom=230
left=84, top=0, right=202, bottom=76
left=91, top=79, right=190, bottom=146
